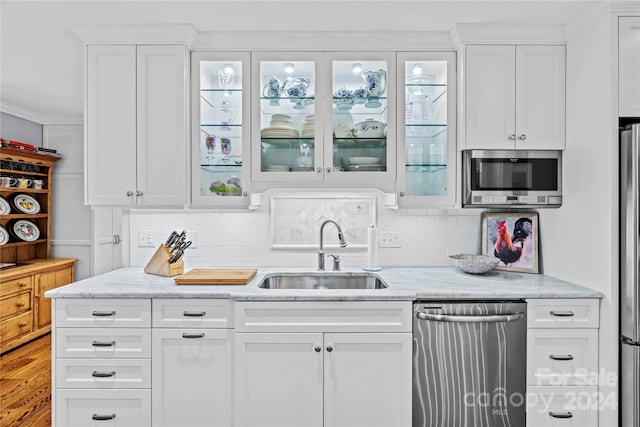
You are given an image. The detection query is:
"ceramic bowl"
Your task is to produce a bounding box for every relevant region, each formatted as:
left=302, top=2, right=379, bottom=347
left=353, top=119, right=387, bottom=138
left=449, top=254, right=499, bottom=274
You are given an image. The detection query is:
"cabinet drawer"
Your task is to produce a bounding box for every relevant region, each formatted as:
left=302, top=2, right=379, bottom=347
left=235, top=301, right=412, bottom=333
left=0, top=276, right=33, bottom=299
left=527, top=299, right=599, bottom=328
left=527, top=329, right=598, bottom=386
left=0, top=292, right=31, bottom=320
left=526, top=386, right=598, bottom=427
left=152, top=299, right=233, bottom=328
left=0, top=311, right=32, bottom=343
left=55, top=298, right=151, bottom=328
left=56, top=389, right=151, bottom=427
left=56, top=328, right=151, bottom=358
left=56, top=359, right=151, bottom=389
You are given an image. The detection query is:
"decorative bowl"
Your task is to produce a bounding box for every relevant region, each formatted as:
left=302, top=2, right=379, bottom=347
left=353, top=119, right=387, bottom=138
left=449, top=254, right=499, bottom=274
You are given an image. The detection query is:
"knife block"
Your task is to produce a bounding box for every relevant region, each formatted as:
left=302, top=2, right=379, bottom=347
left=144, top=245, right=184, bottom=277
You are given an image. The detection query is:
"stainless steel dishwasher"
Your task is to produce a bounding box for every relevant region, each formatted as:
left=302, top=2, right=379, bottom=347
left=413, top=301, right=526, bottom=427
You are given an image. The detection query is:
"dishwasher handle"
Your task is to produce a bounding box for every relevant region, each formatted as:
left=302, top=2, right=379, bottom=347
left=416, top=311, right=525, bottom=323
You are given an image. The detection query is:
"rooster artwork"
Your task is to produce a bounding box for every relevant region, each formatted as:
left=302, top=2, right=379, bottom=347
left=483, top=213, right=539, bottom=273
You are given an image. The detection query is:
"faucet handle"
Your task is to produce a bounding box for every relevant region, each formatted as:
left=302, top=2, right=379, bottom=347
left=327, top=254, right=341, bottom=271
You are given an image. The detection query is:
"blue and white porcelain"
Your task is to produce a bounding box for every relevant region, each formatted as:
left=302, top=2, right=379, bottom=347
left=362, top=69, right=387, bottom=97
left=263, top=77, right=283, bottom=105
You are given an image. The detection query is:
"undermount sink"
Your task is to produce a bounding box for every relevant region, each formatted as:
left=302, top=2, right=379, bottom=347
left=258, top=273, right=388, bottom=290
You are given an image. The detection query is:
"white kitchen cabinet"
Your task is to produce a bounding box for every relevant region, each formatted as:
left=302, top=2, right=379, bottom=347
left=234, top=301, right=412, bottom=427
left=526, top=299, right=600, bottom=427
left=56, top=389, right=151, bottom=427
left=152, top=328, right=233, bottom=427
left=619, top=17, right=640, bottom=117
left=151, top=299, right=233, bottom=427
left=235, top=332, right=411, bottom=427
left=86, top=44, right=188, bottom=206
left=465, top=45, right=565, bottom=150
left=191, top=52, right=251, bottom=207
left=251, top=52, right=396, bottom=191
left=396, top=52, right=457, bottom=207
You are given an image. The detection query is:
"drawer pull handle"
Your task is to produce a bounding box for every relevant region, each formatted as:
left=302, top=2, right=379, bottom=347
left=18, top=321, right=28, bottom=327
left=92, top=311, right=116, bottom=317
left=92, top=341, right=116, bottom=347
left=16, top=301, right=26, bottom=307
left=18, top=282, right=27, bottom=287
left=550, top=310, right=574, bottom=317
left=182, top=333, right=205, bottom=339
left=549, top=354, right=574, bottom=361
left=92, top=371, right=116, bottom=378
left=92, top=414, right=116, bottom=421
left=183, top=311, right=206, bottom=317
left=549, top=411, right=573, bottom=419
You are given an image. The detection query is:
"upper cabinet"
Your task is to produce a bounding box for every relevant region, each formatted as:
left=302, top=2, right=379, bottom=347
left=464, top=45, right=565, bottom=150
left=251, top=52, right=396, bottom=188
left=619, top=17, right=640, bottom=117
left=191, top=52, right=250, bottom=208
left=86, top=44, right=188, bottom=206
left=396, top=52, right=456, bottom=207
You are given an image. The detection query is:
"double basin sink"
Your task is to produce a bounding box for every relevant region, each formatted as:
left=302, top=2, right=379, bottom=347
left=258, top=273, right=387, bottom=290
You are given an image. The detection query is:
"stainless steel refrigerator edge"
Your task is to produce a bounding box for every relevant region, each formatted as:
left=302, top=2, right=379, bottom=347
left=413, top=301, right=526, bottom=427
left=620, top=123, right=640, bottom=427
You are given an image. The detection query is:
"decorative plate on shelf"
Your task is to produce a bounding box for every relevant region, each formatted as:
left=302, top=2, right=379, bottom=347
left=0, top=196, right=11, bottom=215
left=12, top=219, right=40, bottom=242
left=0, top=225, right=9, bottom=245
left=12, top=193, right=40, bottom=214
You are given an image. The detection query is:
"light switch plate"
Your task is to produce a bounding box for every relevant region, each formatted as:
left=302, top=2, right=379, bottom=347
left=138, top=230, right=155, bottom=247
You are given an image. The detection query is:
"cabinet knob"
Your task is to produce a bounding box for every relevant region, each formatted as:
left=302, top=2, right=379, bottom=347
left=399, top=192, right=406, bottom=197
left=126, top=191, right=134, bottom=197
left=518, top=134, right=527, bottom=141
left=242, top=192, right=248, bottom=197
left=136, top=190, right=143, bottom=197
left=508, top=134, right=516, bottom=141
left=316, top=167, right=322, bottom=173
left=16, top=301, right=25, bottom=307
left=326, top=167, right=332, bottom=173
left=314, top=346, right=322, bottom=352
left=326, top=345, right=333, bottom=352
left=18, top=321, right=28, bottom=327
left=18, top=282, right=27, bottom=287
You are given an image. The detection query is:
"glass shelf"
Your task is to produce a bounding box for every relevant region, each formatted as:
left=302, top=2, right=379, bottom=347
left=405, top=125, right=448, bottom=138
left=333, top=138, right=386, bottom=148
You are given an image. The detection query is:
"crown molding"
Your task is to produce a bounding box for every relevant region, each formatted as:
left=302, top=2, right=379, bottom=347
left=73, top=23, right=197, bottom=48
left=451, top=23, right=566, bottom=47
left=192, top=31, right=454, bottom=51
left=0, top=100, right=83, bottom=126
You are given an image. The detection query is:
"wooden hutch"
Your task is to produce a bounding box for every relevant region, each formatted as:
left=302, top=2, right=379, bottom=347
left=0, top=147, right=76, bottom=354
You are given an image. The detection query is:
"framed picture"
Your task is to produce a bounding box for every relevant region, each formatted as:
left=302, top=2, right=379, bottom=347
left=481, top=212, right=539, bottom=273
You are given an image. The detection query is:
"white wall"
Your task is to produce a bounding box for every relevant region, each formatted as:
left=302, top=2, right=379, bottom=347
left=129, top=206, right=483, bottom=270
left=538, top=14, right=618, bottom=427
left=0, top=112, right=43, bottom=146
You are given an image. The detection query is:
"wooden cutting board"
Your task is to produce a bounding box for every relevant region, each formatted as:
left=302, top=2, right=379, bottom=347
left=174, top=268, right=257, bottom=285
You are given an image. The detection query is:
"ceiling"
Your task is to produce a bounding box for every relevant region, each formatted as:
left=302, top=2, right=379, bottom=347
left=0, top=0, right=609, bottom=122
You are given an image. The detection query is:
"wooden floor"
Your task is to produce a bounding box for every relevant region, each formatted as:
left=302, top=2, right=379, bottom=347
left=0, top=333, right=51, bottom=426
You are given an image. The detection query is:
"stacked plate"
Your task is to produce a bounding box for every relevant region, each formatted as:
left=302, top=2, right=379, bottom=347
left=345, top=156, right=385, bottom=172
left=0, top=225, right=8, bottom=245
left=12, top=194, right=40, bottom=214
left=0, top=196, right=11, bottom=215
left=263, top=164, right=290, bottom=172
left=261, top=114, right=300, bottom=139
left=11, top=219, right=40, bottom=241
left=301, top=114, right=314, bottom=138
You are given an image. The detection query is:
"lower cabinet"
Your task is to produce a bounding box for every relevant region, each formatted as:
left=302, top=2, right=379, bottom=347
left=234, top=301, right=413, bottom=427
left=152, top=329, right=233, bottom=426
left=525, top=299, right=600, bottom=427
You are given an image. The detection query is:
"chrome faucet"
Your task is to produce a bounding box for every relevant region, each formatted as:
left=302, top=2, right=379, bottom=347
left=318, top=219, right=347, bottom=271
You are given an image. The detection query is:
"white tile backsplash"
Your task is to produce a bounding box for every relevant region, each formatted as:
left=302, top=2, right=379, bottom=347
left=128, top=199, right=482, bottom=269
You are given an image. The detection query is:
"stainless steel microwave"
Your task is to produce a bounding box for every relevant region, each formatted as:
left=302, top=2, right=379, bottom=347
left=462, top=150, right=562, bottom=207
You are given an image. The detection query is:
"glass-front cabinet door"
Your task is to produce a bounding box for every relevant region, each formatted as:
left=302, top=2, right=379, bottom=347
left=191, top=52, right=250, bottom=207
left=396, top=52, right=456, bottom=207
left=324, top=52, right=396, bottom=183
left=252, top=53, right=322, bottom=182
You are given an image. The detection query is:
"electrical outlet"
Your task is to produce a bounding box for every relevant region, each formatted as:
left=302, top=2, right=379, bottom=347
left=138, top=230, right=156, bottom=247
left=379, top=232, right=401, bottom=248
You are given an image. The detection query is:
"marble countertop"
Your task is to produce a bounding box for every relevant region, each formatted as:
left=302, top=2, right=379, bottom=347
left=45, top=266, right=603, bottom=300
